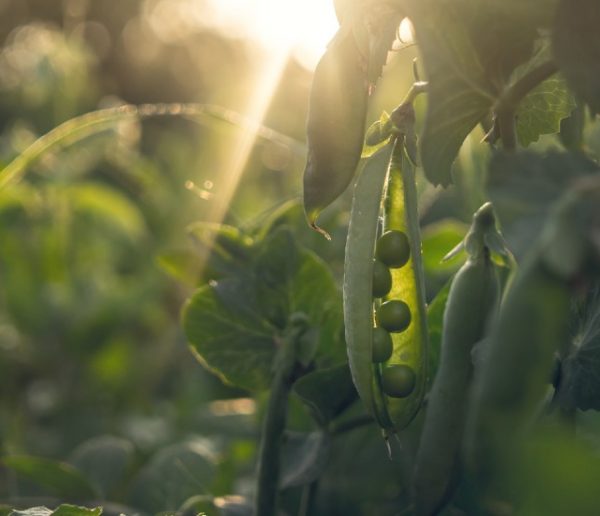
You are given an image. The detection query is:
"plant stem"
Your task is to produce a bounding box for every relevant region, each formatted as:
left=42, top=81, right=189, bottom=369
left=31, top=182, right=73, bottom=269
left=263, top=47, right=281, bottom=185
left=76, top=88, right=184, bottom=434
left=253, top=335, right=297, bottom=516
left=495, top=60, right=558, bottom=151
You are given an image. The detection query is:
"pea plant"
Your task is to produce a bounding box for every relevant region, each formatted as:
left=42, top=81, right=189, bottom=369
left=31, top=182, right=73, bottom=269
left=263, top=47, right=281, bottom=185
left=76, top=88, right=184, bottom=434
left=183, top=0, right=600, bottom=515
left=2, top=1, right=600, bottom=515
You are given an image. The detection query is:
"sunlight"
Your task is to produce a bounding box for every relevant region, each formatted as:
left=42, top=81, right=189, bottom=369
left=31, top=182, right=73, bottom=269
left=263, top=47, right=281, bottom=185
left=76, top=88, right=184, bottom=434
left=185, top=0, right=339, bottom=272
left=201, top=36, right=291, bottom=250
left=200, top=0, right=339, bottom=69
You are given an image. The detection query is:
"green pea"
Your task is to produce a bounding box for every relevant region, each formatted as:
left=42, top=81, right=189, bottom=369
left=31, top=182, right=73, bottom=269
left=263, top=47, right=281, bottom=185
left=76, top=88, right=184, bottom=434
left=376, top=300, right=411, bottom=332
left=372, top=259, right=392, bottom=298
left=376, top=230, right=410, bottom=268
left=372, top=327, right=393, bottom=363
left=382, top=365, right=416, bottom=398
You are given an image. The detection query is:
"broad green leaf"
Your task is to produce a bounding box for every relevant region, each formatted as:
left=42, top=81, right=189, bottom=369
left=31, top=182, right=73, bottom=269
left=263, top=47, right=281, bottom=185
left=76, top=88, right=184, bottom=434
left=129, top=440, right=219, bottom=513
left=183, top=228, right=343, bottom=391
left=183, top=280, right=276, bottom=391
left=486, top=150, right=598, bottom=259
left=280, top=431, right=331, bottom=488
left=303, top=26, right=368, bottom=233
left=557, top=284, right=600, bottom=411
left=406, top=0, right=556, bottom=185
left=1, top=456, right=97, bottom=500
left=293, top=363, right=358, bottom=425
left=68, top=435, right=134, bottom=499
left=553, top=0, right=600, bottom=113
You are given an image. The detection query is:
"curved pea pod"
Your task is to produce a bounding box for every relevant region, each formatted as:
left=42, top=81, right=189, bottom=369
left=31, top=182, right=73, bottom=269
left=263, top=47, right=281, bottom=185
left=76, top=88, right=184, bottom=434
left=344, top=136, right=428, bottom=433
left=303, top=29, right=368, bottom=235
left=413, top=203, right=503, bottom=516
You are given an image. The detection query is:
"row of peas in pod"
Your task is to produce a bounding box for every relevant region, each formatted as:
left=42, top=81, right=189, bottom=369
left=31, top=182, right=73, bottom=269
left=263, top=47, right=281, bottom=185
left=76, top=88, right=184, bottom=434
left=371, top=230, right=416, bottom=398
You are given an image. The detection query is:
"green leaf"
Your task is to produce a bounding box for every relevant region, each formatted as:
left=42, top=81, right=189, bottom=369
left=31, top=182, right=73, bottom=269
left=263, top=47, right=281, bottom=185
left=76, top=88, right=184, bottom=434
left=183, top=280, right=276, bottom=391
left=293, top=363, right=358, bottom=425
left=1, top=456, right=98, bottom=500
left=129, top=440, right=219, bottom=513
left=557, top=285, right=600, bottom=411
left=406, top=0, right=555, bottom=185
left=553, top=0, right=600, bottom=113
left=68, top=435, right=134, bottom=499
left=67, top=183, right=146, bottom=240
left=279, top=431, right=331, bottom=488
left=303, top=26, right=368, bottom=232
left=514, top=40, right=576, bottom=146
left=183, top=228, right=343, bottom=391
left=421, top=220, right=468, bottom=275
left=486, top=150, right=598, bottom=259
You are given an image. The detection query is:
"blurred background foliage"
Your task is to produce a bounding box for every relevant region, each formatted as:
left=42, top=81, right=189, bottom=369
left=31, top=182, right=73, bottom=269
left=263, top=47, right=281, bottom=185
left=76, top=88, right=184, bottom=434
left=1, top=1, right=598, bottom=514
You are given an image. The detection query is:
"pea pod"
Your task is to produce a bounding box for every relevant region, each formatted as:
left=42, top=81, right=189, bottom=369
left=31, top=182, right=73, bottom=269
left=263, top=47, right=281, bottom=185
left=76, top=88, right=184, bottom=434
left=344, top=127, right=428, bottom=433
left=303, top=29, right=368, bottom=234
left=413, top=203, right=503, bottom=516
left=465, top=186, right=600, bottom=495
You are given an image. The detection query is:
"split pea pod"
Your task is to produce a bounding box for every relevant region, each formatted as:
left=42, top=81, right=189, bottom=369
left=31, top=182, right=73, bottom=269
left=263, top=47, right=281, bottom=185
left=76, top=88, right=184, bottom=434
left=413, top=203, right=503, bottom=516
left=343, top=125, right=428, bottom=433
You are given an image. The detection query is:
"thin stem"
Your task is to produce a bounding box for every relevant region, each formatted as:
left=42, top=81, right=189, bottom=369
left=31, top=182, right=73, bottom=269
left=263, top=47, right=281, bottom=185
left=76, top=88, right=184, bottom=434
left=495, top=60, right=558, bottom=151
left=253, top=335, right=297, bottom=516
left=298, top=481, right=318, bottom=516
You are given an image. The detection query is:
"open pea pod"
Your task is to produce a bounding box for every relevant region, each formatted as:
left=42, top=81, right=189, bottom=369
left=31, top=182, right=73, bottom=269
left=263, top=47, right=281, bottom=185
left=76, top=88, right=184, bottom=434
left=344, top=133, right=428, bottom=433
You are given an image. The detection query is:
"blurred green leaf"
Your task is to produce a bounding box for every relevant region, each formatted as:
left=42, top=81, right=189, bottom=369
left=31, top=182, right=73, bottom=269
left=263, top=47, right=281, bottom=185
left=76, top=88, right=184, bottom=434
left=68, top=183, right=146, bottom=240
left=486, top=150, right=598, bottom=259
left=557, top=285, right=600, bottom=411
left=68, top=435, right=134, bottom=499
left=129, top=439, right=219, bottom=513
left=1, top=456, right=97, bottom=500
left=515, top=430, right=600, bottom=515
left=553, top=0, right=600, bottom=114
left=280, top=431, right=331, bottom=489
left=293, top=364, right=357, bottom=426
left=421, top=220, right=468, bottom=275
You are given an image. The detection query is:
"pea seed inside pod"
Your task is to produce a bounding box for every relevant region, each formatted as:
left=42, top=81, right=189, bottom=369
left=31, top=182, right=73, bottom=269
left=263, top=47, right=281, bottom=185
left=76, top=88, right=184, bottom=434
left=376, top=300, right=411, bottom=332
left=372, top=259, right=392, bottom=298
left=376, top=230, right=410, bottom=268
left=382, top=364, right=416, bottom=398
left=372, top=327, right=393, bottom=363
